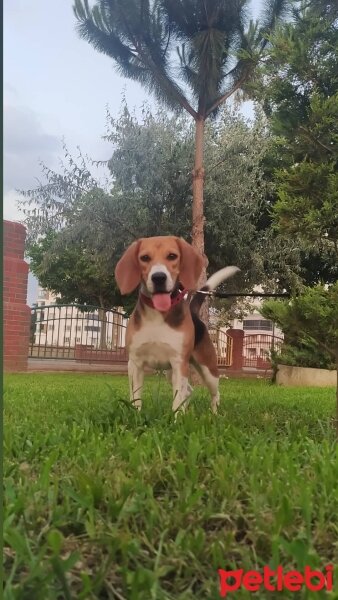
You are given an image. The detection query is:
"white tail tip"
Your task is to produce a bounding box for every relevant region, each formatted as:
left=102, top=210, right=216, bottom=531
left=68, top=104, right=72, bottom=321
left=205, top=266, right=240, bottom=291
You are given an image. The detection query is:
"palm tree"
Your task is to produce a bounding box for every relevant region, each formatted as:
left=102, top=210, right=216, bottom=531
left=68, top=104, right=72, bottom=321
left=73, top=0, right=288, bottom=283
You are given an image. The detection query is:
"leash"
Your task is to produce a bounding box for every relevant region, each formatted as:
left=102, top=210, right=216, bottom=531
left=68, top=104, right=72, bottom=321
left=141, top=289, right=290, bottom=308
left=196, top=291, right=291, bottom=298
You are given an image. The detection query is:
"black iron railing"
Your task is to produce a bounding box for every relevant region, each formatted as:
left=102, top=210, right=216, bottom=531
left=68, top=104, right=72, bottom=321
left=209, top=329, right=233, bottom=366
left=243, top=333, right=283, bottom=369
left=29, top=304, right=128, bottom=362
left=29, top=304, right=235, bottom=367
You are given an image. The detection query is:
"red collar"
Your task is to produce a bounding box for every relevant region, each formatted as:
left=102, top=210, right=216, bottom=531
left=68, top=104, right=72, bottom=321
left=140, top=288, right=188, bottom=310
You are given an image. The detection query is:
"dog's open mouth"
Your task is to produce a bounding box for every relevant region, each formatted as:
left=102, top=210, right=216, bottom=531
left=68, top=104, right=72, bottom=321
left=152, top=293, right=171, bottom=312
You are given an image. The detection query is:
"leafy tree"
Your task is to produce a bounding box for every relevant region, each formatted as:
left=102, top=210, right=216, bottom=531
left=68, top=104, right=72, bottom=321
left=73, top=0, right=289, bottom=281
left=105, top=102, right=194, bottom=238
left=28, top=229, right=136, bottom=348
left=254, top=0, right=338, bottom=284
left=21, top=102, right=306, bottom=324
left=19, top=142, right=101, bottom=245
left=28, top=230, right=123, bottom=309
left=105, top=102, right=304, bottom=292
left=261, top=283, right=338, bottom=435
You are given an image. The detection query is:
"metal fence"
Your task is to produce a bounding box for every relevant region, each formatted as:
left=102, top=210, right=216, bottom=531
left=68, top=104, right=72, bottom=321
left=209, top=328, right=233, bottom=367
left=29, top=304, right=234, bottom=367
left=242, top=333, right=283, bottom=370
left=29, top=304, right=128, bottom=362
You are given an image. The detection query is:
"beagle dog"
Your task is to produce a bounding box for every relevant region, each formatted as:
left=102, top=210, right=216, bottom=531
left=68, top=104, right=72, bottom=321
left=115, top=236, right=239, bottom=414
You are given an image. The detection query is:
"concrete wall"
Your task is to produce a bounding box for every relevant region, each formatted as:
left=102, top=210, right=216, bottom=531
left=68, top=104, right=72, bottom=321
left=4, top=220, right=31, bottom=371
left=276, top=364, right=336, bottom=387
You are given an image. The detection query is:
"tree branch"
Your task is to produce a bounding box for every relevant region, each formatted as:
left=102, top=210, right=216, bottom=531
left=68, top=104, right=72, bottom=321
left=142, top=52, right=198, bottom=118
left=206, top=76, right=247, bottom=116
left=208, top=156, right=228, bottom=174
left=299, top=126, right=334, bottom=155
left=161, top=24, right=171, bottom=60
left=295, top=325, right=336, bottom=359
left=100, top=214, right=139, bottom=240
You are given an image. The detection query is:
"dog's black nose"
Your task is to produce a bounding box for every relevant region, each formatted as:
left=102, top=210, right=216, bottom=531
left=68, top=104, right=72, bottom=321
left=151, top=272, right=167, bottom=285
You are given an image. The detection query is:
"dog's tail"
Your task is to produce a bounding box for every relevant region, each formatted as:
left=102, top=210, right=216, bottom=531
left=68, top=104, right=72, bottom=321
left=190, top=266, right=240, bottom=314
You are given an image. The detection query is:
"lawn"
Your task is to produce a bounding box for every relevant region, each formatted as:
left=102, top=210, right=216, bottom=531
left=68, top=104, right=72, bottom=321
left=3, top=373, right=338, bottom=599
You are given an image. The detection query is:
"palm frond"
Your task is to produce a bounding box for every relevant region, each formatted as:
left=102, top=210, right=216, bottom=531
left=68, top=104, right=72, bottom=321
left=74, top=0, right=197, bottom=116
left=258, top=0, right=291, bottom=47
left=73, top=0, right=289, bottom=118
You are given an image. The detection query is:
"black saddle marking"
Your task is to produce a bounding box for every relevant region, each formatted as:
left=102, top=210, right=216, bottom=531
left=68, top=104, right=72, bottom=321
left=191, top=311, right=206, bottom=347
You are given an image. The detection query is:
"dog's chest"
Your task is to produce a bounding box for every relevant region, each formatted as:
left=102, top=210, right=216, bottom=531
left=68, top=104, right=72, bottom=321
left=129, top=313, right=184, bottom=368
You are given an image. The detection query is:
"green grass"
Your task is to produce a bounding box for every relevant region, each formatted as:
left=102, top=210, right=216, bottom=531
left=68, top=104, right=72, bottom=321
left=4, top=373, right=338, bottom=599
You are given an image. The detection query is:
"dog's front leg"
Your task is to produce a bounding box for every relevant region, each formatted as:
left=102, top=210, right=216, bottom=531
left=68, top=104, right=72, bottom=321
left=128, top=358, right=144, bottom=410
left=171, top=360, right=191, bottom=415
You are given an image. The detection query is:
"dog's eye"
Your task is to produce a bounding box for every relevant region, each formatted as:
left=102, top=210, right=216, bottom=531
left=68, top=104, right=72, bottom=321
left=167, top=253, right=178, bottom=261
left=140, top=254, right=151, bottom=263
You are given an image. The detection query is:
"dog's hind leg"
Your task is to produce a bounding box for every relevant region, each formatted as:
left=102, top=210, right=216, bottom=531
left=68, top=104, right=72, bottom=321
left=199, top=365, right=220, bottom=414
left=192, top=339, right=220, bottom=414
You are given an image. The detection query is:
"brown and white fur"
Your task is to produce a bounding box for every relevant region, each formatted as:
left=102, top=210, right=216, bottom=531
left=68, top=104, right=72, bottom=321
left=115, top=236, right=239, bottom=415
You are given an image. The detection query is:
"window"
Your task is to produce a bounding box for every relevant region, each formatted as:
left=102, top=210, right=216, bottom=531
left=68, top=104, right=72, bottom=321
left=66, top=325, right=71, bottom=331
left=243, top=319, right=273, bottom=331
left=76, top=337, right=81, bottom=342
left=40, top=324, right=46, bottom=333
left=48, top=325, right=54, bottom=331
left=65, top=337, right=70, bottom=342
left=248, top=348, right=256, bottom=357
left=39, top=301, right=45, bottom=306
left=84, top=326, right=100, bottom=332
left=87, top=314, right=99, bottom=322
left=76, top=325, right=81, bottom=331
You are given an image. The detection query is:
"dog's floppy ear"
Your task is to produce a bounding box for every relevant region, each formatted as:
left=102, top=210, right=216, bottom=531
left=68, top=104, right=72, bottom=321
left=115, top=240, right=141, bottom=294
left=176, top=238, right=204, bottom=290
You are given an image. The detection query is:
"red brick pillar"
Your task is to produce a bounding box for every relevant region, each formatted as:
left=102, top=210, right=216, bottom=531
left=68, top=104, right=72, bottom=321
left=227, top=328, right=244, bottom=371
left=4, top=221, right=31, bottom=371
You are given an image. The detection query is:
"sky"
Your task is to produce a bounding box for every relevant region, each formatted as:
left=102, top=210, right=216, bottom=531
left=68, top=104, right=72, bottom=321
left=4, top=0, right=262, bottom=306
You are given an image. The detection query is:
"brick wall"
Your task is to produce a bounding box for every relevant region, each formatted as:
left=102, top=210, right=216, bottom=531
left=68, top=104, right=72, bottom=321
left=4, top=221, right=31, bottom=371
left=226, top=328, right=244, bottom=371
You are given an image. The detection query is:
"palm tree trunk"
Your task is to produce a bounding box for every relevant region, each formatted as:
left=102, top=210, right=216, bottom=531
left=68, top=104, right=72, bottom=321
left=192, top=117, right=209, bottom=324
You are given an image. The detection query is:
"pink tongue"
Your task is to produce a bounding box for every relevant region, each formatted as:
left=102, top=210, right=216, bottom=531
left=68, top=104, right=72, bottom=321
left=152, top=293, right=171, bottom=312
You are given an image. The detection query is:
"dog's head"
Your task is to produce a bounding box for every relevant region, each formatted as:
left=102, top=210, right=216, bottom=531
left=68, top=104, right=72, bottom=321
left=115, top=236, right=204, bottom=300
